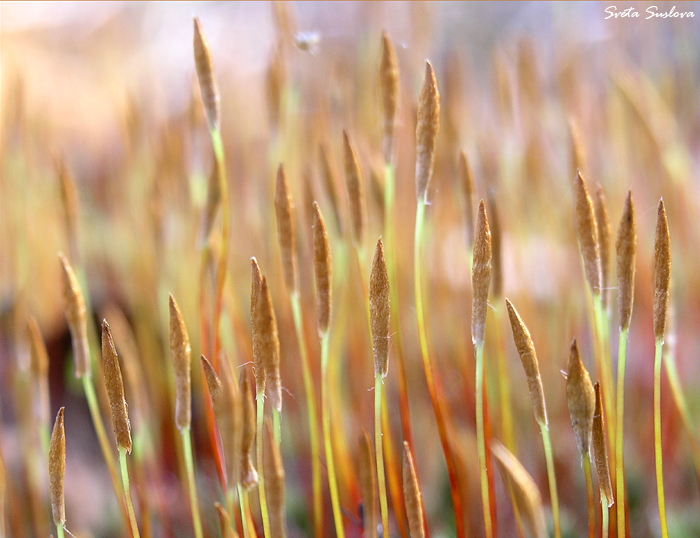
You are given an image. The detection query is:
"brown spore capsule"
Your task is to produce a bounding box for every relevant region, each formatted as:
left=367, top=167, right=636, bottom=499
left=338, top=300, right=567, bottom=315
left=312, top=202, right=332, bottom=335
left=472, top=201, right=492, bottom=346
left=169, top=294, right=192, bottom=431
left=415, top=61, right=440, bottom=202
left=101, top=320, right=132, bottom=452
left=370, top=239, right=390, bottom=377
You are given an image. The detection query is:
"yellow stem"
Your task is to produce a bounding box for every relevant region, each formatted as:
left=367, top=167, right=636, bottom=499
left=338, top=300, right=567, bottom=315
left=257, top=391, right=272, bottom=538
left=540, top=423, right=561, bottom=538
left=375, top=373, right=390, bottom=537
left=602, top=493, right=610, bottom=538
left=236, top=485, right=253, bottom=538
left=290, top=292, right=323, bottom=537
left=593, top=297, right=616, bottom=448
left=662, top=339, right=700, bottom=486
left=181, top=428, right=204, bottom=538
left=415, top=198, right=466, bottom=538
left=119, top=446, right=141, bottom=538
left=476, top=342, right=493, bottom=538
left=616, top=327, right=629, bottom=538
left=210, top=128, right=230, bottom=347
left=322, top=331, right=345, bottom=538
left=654, top=339, right=669, bottom=538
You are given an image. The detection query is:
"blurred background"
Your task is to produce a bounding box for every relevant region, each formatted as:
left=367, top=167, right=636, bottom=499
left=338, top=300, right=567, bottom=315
left=1, top=2, right=699, bottom=537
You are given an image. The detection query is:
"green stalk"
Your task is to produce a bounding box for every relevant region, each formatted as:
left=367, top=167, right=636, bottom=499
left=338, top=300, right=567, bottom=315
left=351, top=241, right=392, bottom=536
left=353, top=239, right=394, bottom=535
left=289, top=292, right=323, bottom=537
left=583, top=454, right=595, bottom=538
left=181, top=428, right=204, bottom=538
left=384, top=163, right=416, bottom=536
left=201, top=125, right=231, bottom=488
left=330, top=239, right=359, bottom=496
left=663, top=342, right=700, bottom=486
left=654, top=339, right=669, bottom=538
left=375, top=373, right=390, bottom=537
left=414, top=199, right=467, bottom=538
left=327, top=241, right=357, bottom=501
left=664, top=348, right=694, bottom=435
left=616, top=327, right=629, bottom=538
left=539, top=424, right=561, bottom=538
left=236, top=485, right=253, bottom=538
left=384, top=161, right=415, bottom=452
left=383, top=174, right=419, bottom=533
left=601, top=493, right=610, bottom=538
left=210, top=128, right=230, bottom=348
left=321, top=331, right=345, bottom=538
left=475, top=342, right=493, bottom=538
left=119, top=446, right=141, bottom=538
left=82, top=377, right=123, bottom=498
left=56, top=524, right=65, bottom=538
left=257, top=392, right=272, bottom=538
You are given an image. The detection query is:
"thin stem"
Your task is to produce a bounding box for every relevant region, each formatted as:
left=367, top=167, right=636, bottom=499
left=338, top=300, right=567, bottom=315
left=414, top=199, right=467, bottom=538
left=383, top=163, right=414, bottom=537
left=328, top=241, right=359, bottom=502
left=654, top=339, right=669, bottom=538
left=119, top=446, right=141, bottom=538
left=205, top=127, right=238, bottom=494
left=236, top=485, right=253, bottom=538
left=383, top=162, right=413, bottom=448
left=616, top=327, right=629, bottom=538
left=475, top=342, right=493, bottom=538
left=664, top=346, right=695, bottom=435
left=583, top=454, right=595, bottom=538
left=375, top=373, right=390, bottom=537
left=290, top=292, right=323, bottom=537
left=129, top=428, right=153, bottom=538
left=82, top=376, right=123, bottom=498
left=601, top=494, right=610, bottom=538
left=257, top=391, right=272, bottom=538
left=200, top=128, right=231, bottom=491
left=210, top=128, right=230, bottom=363
left=414, top=200, right=429, bottom=365
left=593, top=297, right=616, bottom=447
left=663, top=341, right=700, bottom=487
left=356, top=227, right=409, bottom=537
left=226, top=489, right=237, bottom=537
left=56, top=524, right=65, bottom=538
left=540, top=424, right=561, bottom=538
left=321, top=331, right=345, bottom=538
left=181, top=428, right=204, bottom=538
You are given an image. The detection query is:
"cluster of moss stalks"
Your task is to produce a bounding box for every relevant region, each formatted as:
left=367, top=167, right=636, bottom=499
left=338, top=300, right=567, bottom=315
left=1, top=5, right=698, bottom=538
